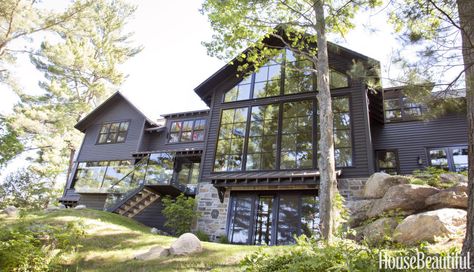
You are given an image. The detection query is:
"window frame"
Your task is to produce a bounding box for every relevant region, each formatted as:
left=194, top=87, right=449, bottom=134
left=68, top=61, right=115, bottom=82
left=384, top=93, right=423, bottom=123
left=96, top=120, right=130, bottom=145
left=426, top=145, right=468, bottom=172
left=72, top=159, right=134, bottom=192
left=167, top=118, right=207, bottom=143
left=212, top=95, right=354, bottom=173
left=375, top=149, right=400, bottom=175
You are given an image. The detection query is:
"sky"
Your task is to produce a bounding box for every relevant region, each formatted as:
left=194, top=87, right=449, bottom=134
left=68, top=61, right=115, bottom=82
left=0, top=0, right=402, bottom=119
left=0, top=1, right=406, bottom=181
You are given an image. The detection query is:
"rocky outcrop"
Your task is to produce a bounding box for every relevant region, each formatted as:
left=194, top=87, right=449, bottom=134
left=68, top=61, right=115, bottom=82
left=394, top=208, right=466, bottom=245
left=363, top=173, right=410, bottom=199
left=366, top=184, right=439, bottom=218
left=2, top=206, right=18, bottom=217
left=74, top=205, right=86, bottom=210
left=362, top=217, right=399, bottom=245
left=440, top=173, right=467, bottom=184
left=346, top=200, right=374, bottom=227
left=134, top=246, right=169, bottom=260
left=169, top=233, right=202, bottom=255
left=425, top=183, right=468, bottom=209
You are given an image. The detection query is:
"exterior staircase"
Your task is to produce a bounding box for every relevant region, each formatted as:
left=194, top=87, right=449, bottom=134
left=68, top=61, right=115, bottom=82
left=115, top=187, right=160, bottom=218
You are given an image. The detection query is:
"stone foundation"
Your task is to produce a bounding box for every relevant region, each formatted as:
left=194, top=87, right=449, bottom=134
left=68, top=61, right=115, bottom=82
left=195, top=182, right=230, bottom=241
left=337, top=178, right=368, bottom=200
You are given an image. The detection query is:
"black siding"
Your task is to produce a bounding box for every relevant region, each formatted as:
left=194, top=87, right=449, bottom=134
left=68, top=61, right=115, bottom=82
left=133, top=199, right=170, bottom=232
left=372, top=113, right=468, bottom=174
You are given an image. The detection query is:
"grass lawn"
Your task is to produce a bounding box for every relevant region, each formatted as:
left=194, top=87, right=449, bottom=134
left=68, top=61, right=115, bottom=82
left=0, top=209, right=280, bottom=272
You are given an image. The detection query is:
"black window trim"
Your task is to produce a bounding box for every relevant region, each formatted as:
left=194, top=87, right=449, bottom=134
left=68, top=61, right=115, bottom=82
left=212, top=94, right=354, bottom=174
left=384, top=94, right=423, bottom=123
left=167, top=118, right=207, bottom=144
left=425, top=145, right=468, bottom=172
left=375, top=149, right=400, bottom=174
left=95, top=120, right=131, bottom=145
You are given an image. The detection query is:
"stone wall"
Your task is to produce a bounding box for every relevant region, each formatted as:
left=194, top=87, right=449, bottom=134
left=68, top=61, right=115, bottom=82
left=337, top=178, right=368, bottom=200
left=194, top=182, right=230, bottom=241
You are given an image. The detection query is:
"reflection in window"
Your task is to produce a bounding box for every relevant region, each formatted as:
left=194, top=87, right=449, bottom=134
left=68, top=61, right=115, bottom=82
left=74, top=160, right=134, bottom=192
left=169, top=119, right=207, bottom=143
left=254, top=196, right=273, bottom=245
left=429, top=147, right=468, bottom=172
left=214, top=108, right=248, bottom=171
left=253, top=63, right=282, bottom=98
left=145, top=153, right=174, bottom=184
left=280, top=100, right=313, bottom=169
left=301, top=196, right=320, bottom=238
left=284, top=51, right=313, bottom=95
left=376, top=150, right=399, bottom=174
left=98, top=121, right=129, bottom=144
left=277, top=195, right=300, bottom=245
left=429, top=148, right=449, bottom=171
left=177, top=162, right=200, bottom=184
left=384, top=95, right=422, bottom=122
left=224, top=76, right=252, bottom=102
left=228, top=196, right=253, bottom=244
left=330, top=70, right=349, bottom=88
left=246, top=104, right=279, bottom=170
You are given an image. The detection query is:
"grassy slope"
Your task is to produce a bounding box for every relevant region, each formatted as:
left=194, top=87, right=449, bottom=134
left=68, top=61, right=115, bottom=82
left=0, top=209, right=279, bottom=272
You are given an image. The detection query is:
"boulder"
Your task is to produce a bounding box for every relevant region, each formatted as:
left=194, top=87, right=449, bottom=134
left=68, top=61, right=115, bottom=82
left=169, top=233, right=202, bottom=255
left=345, top=199, right=374, bottom=227
left=45, top=205, right=60, bottom=212
left=150, top=228, right=159, bottom=234
left=367, top=184, right=439, bottom=218
left=362, top=217, right=399, bottom=245
left=2, top=206, right=18, bottom=217
left=134, top=246, right=169, bottom=260
left=394, top=208, right=466, bottom=245
left=59, top=204, right=66, bottom=209
left=363, top=173, right=410, bottom=199
left=74, top=205, right=86, bottom=210
left=425, top=183, right=468, bottom=209
left=440, top=173, right=467, bottom=184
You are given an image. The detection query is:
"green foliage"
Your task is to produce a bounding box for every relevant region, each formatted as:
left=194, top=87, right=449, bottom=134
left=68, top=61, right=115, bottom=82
left=194, top=230, right=210, bottom=242
left=0, top=220, right=84, bottom=272
left=0, top=118, right=23, bottom=168
left=162, top=194, right=199, bottom=236
left=218, top=235, right=229, bottom=244
left=411, top=167, right=456, bottom=189
left=0, top=169, right=58, bottom=210
left=6, top=0, right=142, bottom=178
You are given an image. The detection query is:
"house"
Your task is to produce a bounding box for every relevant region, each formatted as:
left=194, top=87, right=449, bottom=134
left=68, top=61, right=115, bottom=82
left=59, top=41, right=468, bottom=246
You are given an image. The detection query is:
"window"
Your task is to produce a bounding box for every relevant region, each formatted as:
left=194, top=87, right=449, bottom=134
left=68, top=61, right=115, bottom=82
left=73, top=160, right=134, bottom=192
left=144, top=153, right=175, bottom=184
left=227, top=192, right=320, bottom=245
left=168, top=119, right=207, bottom=143
left=376, top=150, right=399, bottom=174
left=246, top=104, right=279, bottom=170
left=384, top=95, right=423, bottom=122
left=97, top=121, right=129, bottom=144
left=280, top=100, right=314, bottom=169
left=214, top=108, right=248, bottom=171
left=177, top=162, right=200, bottom=184
left=428, top=146, right=467, bottom=172
left=223, top=49, right=349, bottom=102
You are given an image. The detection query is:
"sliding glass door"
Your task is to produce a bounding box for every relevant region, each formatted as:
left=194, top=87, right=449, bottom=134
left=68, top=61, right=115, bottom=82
left=227, top=191, right=319, bottom=245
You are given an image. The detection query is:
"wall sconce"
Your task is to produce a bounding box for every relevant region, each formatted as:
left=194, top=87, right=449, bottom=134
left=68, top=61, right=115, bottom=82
left=417, top=156, right=423, bottom=165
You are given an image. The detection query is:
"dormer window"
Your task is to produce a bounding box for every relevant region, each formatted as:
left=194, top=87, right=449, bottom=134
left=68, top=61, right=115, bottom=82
left=223, top=49, right=349, bottom=102
left=97, top=121, right=129, bottom=144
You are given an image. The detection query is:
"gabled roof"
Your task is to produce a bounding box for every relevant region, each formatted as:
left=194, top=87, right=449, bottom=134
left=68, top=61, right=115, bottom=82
left=74, top=92, right=158, bottom=132
left=193, top=36, right=380, bottom=106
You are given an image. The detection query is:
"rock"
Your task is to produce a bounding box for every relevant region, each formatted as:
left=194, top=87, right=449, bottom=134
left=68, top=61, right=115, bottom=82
left=346, top=200, right=374, bottom=227
left=74, top=205, right=86, bottom=210
left=367, top=184, right=439, bottom=218
left=59, top=204, right=66, bottom=209
left=363, top=173, right=410, bottom=199
left=425, top=183, right=468, bottom=209
left=45, top=205, right=60, bottom=212
left=134, top=246, right=169, bottom=260
left=169, top=233, right=202, bottom=255
left=440, top=173, right=467, bottom=184
left=362, top=217, right=398, bottom=245
left=151, top=228, right=159, bottom=234
left=394, top=208, right=466, bottom=245
left=2, top=206, right=18, bottom=217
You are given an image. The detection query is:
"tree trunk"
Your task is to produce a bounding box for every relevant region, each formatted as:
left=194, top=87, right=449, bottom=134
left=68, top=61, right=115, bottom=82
left=314, top=0, right=337, bottom=241
left=459, top=0, right=474, bottom=265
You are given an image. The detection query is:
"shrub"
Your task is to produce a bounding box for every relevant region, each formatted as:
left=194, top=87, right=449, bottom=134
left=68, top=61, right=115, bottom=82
left=194, top=230, right=210, bottom=242
left=0, top=221, right=84, bottom=271
left=411, top=167, right=456, bottom=189
left=218, top=235, right=229, bottom=244
left=162, top=194, right=199, bottom=236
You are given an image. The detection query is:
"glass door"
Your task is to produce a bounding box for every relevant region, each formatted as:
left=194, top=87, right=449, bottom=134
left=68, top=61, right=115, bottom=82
left=254, top=196, right=274, bottom=245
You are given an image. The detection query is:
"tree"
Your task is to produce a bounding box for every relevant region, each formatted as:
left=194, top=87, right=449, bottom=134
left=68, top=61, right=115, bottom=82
left=201, top=0, right=380, bottom=241
left=6, top=0, right=142, bottom=180
left=0, top=117, right=23, bottom=167
left=389, top=0, right=474, bottom=261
